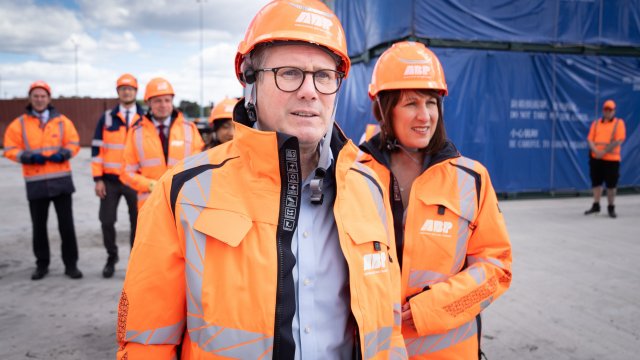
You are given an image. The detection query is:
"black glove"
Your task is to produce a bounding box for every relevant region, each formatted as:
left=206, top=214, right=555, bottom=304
left=47, top=152, right=65, bottom=163
left=31, top=153, right=47, bottom=165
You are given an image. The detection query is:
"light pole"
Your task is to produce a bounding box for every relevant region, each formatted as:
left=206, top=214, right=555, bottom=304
left=197, top=0, right=206, bottom=120
left=70, top=36, right=79, bottom=97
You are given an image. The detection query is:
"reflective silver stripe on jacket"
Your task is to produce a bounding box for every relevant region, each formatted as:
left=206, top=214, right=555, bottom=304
left=140, top=158, right=162, bottom=167
left=105, top=110, right=113, bottom=128
left=137, top=192, right=149, bottom=202
left=364, top=326, right=392, bottom=359
left=408, top=269, right=448, bottom=288
left=176, top=154, right=274, bottom=357
left=104, top=162, right=123, bottom=169
left=134, top=126, right=145, bottom=162
left=92, top=139, right=103, bottom=147
left=24, top=171, right=72, bottom=182
left=352, top=162, right=389, bottom=237
left=182, top=123, right=193, bottom=158
left=92, top=157, right=103, bottom=164
left=405, top=318, right=477, bottom=356
left=102, top=143, right=125, bottom=150
left=450, top=157, right=476, bottom=274
left=19, top=116, right=31, bottom=151
left=125, top=319, right=184, bottom=345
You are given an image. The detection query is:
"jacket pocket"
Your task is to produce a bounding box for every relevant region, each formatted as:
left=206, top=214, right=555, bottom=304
left=193, top=207, right=252, bottom=247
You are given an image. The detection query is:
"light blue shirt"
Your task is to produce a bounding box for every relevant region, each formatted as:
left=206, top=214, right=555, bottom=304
left=291, top=148, right=354, bottom=359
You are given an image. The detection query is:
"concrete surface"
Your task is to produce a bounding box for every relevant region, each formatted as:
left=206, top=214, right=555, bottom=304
left=0, top=149, right=638, bottom=359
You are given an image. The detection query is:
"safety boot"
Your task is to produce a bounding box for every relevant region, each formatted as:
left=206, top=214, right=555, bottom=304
left=102, top=255, right=119, bottom=278
left=584, top=203, right=600, bottom=215
left=607, top=205, right=617, bottom=218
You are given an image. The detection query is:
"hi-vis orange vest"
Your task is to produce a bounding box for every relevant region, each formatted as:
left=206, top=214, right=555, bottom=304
left=120, top=110, right=204, bottom=208
left=587, top=117, right=626, bottom=161
left=3, top=107, right=80, bottom=200
left=116, top=119, right=407, bottom=359
left=91, top=106, right=142, bottom=182
left=359, top=137, right=512, bottom=359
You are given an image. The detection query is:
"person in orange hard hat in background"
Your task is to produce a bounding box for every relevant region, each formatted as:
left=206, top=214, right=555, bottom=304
left=116, top=1, right=406, bottom=359
left=3, top=81, right=83, bottom=280
left=91, top=74, right=143, bottom=278
left=120, top=77, right=204, bottom=210
left=359, top=41, right=512, bottom=359
left=204, top=97, right=238, bottom=150
left=584, top=99, right=626, bottom=218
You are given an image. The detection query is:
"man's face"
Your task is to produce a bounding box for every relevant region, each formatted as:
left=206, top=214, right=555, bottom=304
left=29, top=88, right=50, bottom=112
left=255, top=44, right=338, bottom=148
left=117, top=86, right=137, bottom=105
left=603, top=107, right=615, bottom=120
left=147, top=95, right=174, bottom=119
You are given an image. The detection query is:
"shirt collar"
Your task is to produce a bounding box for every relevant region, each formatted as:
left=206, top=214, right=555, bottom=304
left=152, top=116, right=171, bottom=127
left=32, top=109, right=50, bottom=123
left=119, top=104, right=137, bottom=116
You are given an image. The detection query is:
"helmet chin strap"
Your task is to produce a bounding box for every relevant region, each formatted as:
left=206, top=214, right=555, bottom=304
left=310, top=95, right=338, bottom=205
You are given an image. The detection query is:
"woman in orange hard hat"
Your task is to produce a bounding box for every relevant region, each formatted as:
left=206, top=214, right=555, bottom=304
left=359, top=41, right=513, bottom=359
left=204, top=97, right=238, bottom=149
left=120, top=77, right=204, bottom=209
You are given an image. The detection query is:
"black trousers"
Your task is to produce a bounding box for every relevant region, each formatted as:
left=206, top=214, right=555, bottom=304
left=28, top=193, right=78, bottom=269
left=99, top=179, right=138, bottom=258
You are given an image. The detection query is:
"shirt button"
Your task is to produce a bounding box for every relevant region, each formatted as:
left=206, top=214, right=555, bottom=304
left=304, top=326, right=311, bottom=334
left=303, top=278, right=311, bottom=286
left=303, top=231, right=309, bottom=238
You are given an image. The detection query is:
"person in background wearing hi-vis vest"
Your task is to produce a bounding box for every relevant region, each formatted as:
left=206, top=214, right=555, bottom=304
left=115, top=1, right=406, bottom=359
left=3, top=81, right=83, bottom=280
left=91, top=74, right=143, bottom=278
left=584, top=99, right=626, bottom=218
left=359, top=41, right=512, bottom=359
left=120, top=77, right=204, bottom=210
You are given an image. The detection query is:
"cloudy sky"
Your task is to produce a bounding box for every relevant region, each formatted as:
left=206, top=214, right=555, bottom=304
left=0, top=0, right=271, bottom=105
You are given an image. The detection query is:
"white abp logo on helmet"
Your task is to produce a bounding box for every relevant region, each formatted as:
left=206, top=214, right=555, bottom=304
left=157, top=82, right=169, bottom=91
left=404, top=65, right=432, bottom=77
left=295, top=10, right=333, bottom=31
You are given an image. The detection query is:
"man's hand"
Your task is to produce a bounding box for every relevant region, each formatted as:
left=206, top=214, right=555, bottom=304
left=402, top=302, right=416, bottom=331
left=47, top=152, right=65, bottom=163
left=594, top=150, right=604, bottom=159
left=95, top=180, right=107, bottom=199
left=148, top=180, right=158, bottom=192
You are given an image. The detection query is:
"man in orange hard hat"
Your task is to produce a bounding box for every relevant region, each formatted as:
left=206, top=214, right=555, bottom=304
left=116, top=1, right=406, bottom=359
left=91, top=73, right=142, bottom=278
left=3, top=81, right=83, bottom=280
left=120, top=77, right=204, bottom=210
left=584, top=99, right=626, bottom=218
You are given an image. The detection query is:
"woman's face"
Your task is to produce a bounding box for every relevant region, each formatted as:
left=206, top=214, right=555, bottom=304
left=391, top=90, right=439, bottom=149
left=215, top=120, right=235, bottom=144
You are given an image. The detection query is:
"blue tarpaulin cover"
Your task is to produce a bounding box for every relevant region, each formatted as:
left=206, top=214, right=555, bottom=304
left=333, top=0, right=640, bottom=192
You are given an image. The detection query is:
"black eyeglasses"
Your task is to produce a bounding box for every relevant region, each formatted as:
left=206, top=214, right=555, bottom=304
left=255, top=66, right=344, bottom=95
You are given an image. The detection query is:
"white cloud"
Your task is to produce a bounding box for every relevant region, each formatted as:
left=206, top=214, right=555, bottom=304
left=0, top=0, right=270, bottom=103
left=0, top=0, right=83, bottom=54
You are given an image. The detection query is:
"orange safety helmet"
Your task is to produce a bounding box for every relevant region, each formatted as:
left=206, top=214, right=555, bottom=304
left=603, top=99, right=616, bottom=110
left=144, top=77, right=175, bottom=101
left=235, top=0, right=350, bottom=86
left=368, top=41, right=448, bottom=100
left=117, top=73, right=138, bottom=89
left=209, top=97, right=239, bottom=124
left=29, top=80, right=51, bottom=96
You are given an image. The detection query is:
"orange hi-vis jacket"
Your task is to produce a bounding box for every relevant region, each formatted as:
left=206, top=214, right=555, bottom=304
left=91, top=105, right=143, bottom=182
left=360, top=137, right=512, bottom=359
left=3, top=106, right=80, bottom=200
left=587, top=117, right=626, bottom=162
left=116, top=109, right=407, bottom=359
left=120, top=110, right=203, bottom=208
